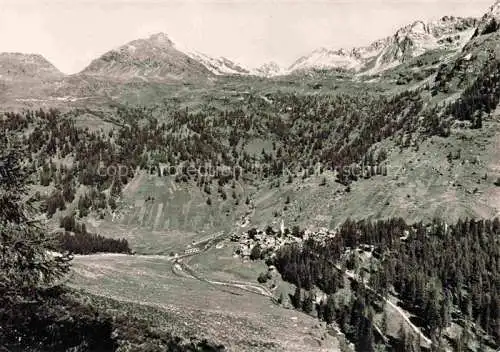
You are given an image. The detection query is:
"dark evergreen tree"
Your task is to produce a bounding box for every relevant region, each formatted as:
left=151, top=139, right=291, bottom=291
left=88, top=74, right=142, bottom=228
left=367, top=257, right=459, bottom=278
left=0, top=144, right=72, bottom=318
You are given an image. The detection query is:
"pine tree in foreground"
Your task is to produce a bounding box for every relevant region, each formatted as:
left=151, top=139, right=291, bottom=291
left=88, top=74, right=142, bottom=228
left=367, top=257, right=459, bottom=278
left=0, top=144, right=72, bottom=306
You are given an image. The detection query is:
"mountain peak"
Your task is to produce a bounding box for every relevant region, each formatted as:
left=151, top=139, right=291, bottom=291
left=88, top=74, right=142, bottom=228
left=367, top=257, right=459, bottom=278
left=288, top=16, right=477, bottom=75
left=80, top=33, right=212, bottom=81
left=394, top=20, right=428, bottom=39
left=490, top=0, right=500, bottom=12
left=410, top=20, right=427, bottom=32
left=147, top=33, right=175, bottom=47
left=0, top=52, right=63, bottom=80
left=472, top=0, right=500, bottom=37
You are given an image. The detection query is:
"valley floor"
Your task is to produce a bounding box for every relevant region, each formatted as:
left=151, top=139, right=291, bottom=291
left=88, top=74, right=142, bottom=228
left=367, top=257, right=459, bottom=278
left=71, top=250, right=341, bottom=352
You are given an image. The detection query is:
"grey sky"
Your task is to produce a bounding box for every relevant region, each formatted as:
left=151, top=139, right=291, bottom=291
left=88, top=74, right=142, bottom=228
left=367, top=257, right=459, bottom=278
left=0, top=0, right=491, bottom=74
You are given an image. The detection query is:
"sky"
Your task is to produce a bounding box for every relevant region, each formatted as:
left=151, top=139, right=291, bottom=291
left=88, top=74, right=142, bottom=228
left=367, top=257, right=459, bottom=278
left=0, top=0, right=492, bottom=74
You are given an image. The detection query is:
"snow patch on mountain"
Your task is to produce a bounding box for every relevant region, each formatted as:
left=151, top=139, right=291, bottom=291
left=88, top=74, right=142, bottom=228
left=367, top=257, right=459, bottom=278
left=289, top=48, right=365, bottom=72
left=289, top=16, right=478, bottom=75
left=186, top=51, right=250, bottom=75
left=185, top=50, right=285, bottom=77
left=252, top=61, right=285, bottom=77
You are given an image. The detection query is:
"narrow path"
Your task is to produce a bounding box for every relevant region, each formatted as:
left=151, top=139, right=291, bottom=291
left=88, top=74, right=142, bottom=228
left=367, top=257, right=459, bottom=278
left=174, top=259, right=272, bottom=298
left=334, top=264, right=432, bottom=346
left=169, top=223, right=275, bottom=299
left=171, top=262, right=243, bottom=296
left=306, top=250, right=431, bottom=346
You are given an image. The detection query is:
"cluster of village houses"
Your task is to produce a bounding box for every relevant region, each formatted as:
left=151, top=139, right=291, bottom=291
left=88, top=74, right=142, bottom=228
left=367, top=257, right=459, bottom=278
left=232, top=219, right=337, bottom=259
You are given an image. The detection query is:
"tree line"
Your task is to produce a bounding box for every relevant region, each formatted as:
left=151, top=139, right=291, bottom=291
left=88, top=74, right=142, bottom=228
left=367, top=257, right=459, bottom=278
left=57, top=213, right=131, bottom=255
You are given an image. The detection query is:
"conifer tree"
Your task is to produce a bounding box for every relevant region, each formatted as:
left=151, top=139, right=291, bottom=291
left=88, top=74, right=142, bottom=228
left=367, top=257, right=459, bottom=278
left=302, top=292, right=314, bottom=314
left=292, top=285, right=302, bottom=309
left=0, top=145, right=72, bottom=307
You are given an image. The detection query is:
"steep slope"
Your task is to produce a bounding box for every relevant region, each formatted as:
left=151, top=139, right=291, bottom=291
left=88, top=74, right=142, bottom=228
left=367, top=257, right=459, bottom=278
left=185, top=54, right=285, bottom=78
left=80, top=33, right=213, bottom=82
left=289, top=16, right=477, bottom=75
left=370, top=17, right=477, bottom=73
left=432, top=2, right=500, bottom=96
left=186, top=51, right=250, bottom=75
left=289, top=43, right=385, bottom=73
left=0, top=53, right=64, bottom=81
left=472, top=0, right=500, bottom=37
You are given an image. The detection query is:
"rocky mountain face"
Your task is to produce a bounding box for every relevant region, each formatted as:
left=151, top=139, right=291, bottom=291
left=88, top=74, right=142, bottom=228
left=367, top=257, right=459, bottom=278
left=186, top=51, right=251, bottom=76
left=472, top=0, right=500, bottom=37
left=0, top=16, right=483, bottom=85
left=1, top=1, right=500, bottom=105
left=253, top=62, right=284, bottom=77
left=0, top=53, right=64, bottom=81
left=289, top=16, right=478, bottom=75
left=432, top=2, right=500, bottom=95
left=288, top=47, right=368, bottom=72
left=80, top=33, right=213, bottom=81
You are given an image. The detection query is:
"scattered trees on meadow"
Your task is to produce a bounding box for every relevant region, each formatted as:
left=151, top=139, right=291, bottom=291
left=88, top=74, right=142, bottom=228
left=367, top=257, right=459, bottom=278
left=0, top=89, right=427, bottom=218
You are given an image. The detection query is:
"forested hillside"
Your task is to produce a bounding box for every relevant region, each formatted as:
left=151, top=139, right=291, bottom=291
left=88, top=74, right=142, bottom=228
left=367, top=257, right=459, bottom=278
left=2, top=2, right=500, bottom=350
left=272, top=217, right=500, bottom=351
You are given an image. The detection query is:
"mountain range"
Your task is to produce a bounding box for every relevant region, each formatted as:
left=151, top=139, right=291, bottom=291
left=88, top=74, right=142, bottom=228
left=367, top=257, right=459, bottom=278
left=80, top=33, right=212, bottom=81
left=290, top=16, right=478, bottom=74
left=0, top=0, right=499, bottom=111
left=0, top=11, right=491, bottom=83
left=3, top=1, right=500, bottom=351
